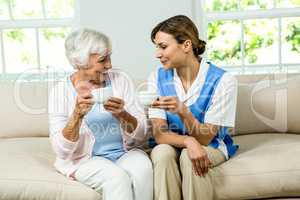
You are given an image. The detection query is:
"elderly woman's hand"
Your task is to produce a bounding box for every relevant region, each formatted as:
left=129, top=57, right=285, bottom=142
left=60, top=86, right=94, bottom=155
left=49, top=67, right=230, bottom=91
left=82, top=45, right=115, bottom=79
left=104, top=97, right=138, bottom=133
left=74, top=80, right=94, bottom=117
left=103, top=97, right=125, bottom=117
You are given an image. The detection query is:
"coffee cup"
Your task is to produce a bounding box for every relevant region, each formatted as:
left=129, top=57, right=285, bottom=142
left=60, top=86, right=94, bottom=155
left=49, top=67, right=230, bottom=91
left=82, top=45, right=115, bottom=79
left=91, top=86, right=113, bottom=104
left=138, top=91, right=157, bottom=106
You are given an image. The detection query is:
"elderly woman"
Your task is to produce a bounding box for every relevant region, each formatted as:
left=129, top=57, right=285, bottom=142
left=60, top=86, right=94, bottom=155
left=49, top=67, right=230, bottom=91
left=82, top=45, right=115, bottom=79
left=48, top=28, right=153, bottom=200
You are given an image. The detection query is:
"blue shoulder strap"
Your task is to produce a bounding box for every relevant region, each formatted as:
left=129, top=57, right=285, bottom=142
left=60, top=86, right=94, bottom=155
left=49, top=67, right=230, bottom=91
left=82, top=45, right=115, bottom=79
left=189, top=62, right=225, bottom=121
left=157, top=67, right=177, bottom=96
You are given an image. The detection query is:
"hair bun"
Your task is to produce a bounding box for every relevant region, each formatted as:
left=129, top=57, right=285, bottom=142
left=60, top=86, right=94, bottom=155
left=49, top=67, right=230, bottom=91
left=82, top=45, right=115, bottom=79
left=195, top=39, right=206, bottom=55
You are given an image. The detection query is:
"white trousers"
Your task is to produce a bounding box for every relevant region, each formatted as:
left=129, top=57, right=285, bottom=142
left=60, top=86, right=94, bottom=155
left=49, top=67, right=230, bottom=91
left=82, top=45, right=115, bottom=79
left=74, top=149, right=153, bottom=200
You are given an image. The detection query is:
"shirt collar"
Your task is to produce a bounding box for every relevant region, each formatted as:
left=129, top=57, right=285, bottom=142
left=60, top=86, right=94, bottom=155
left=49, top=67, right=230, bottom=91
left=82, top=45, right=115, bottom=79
left=173, top=58, right=209, bottom=98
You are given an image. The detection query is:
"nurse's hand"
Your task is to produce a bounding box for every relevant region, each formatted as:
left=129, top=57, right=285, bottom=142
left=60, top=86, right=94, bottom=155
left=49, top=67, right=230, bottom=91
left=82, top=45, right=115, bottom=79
left=184, top=137, right=212, bottom=177
left=151, top=96, right=188, bottom=115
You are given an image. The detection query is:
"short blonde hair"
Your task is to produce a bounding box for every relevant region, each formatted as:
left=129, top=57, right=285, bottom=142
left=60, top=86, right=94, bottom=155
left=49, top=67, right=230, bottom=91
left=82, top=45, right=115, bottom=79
left=65, top=28, right=111, bottom=69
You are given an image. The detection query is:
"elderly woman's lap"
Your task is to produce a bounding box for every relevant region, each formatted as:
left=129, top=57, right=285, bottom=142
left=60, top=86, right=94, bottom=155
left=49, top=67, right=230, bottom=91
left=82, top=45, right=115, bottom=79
left=74, top=149, right=153, bottom=200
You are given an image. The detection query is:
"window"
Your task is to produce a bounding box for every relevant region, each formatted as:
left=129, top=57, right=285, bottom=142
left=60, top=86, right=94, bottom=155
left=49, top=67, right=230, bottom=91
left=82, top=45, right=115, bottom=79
left=201, top=0, right=300, bottom=74
left=0, top=0, right=77, bottom=79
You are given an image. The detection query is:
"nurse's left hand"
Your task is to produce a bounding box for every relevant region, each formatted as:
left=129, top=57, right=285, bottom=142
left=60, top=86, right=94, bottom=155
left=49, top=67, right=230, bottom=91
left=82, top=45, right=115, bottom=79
left=103, top=97, right=125, bottom=117
left=151, top=96, right=188, bottom=115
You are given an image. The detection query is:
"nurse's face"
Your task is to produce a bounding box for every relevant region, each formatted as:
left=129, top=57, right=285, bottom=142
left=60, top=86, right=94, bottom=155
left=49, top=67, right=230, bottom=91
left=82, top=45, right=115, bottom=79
left=154, top=31, right=187, bottom=69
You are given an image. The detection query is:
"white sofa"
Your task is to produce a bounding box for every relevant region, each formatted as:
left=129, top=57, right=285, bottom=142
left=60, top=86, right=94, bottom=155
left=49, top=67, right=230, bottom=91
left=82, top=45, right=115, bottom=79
left=0, top=74, right=299, bottom=200
left=214, top=74, right=300, bottom=199
left=0, top=80, right=101, bottom=200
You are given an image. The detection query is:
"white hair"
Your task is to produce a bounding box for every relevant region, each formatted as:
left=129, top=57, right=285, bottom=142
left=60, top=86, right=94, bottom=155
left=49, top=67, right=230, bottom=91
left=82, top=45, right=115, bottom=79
left=65, top=28, right=112, bottom=69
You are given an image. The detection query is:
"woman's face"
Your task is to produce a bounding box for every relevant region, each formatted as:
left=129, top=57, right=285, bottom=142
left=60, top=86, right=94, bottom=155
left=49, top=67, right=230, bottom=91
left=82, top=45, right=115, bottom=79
left=154, top=31, right=186, bottom=69
left=79, top=52, right=112, bottom=85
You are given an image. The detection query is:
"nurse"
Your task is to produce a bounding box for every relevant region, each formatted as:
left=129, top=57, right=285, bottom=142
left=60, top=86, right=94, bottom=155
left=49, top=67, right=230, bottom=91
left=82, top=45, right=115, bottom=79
left=148, top=15, right=239, bottom=200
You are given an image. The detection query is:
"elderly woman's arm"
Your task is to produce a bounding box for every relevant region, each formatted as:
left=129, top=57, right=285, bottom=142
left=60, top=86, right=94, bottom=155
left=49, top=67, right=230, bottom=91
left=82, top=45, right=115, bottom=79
left=62, top=80, right=94, bottom=141
left=62, top=110, right=83, bottom=142
left=48, top=81, right=79, bottom=159
left=115, top=110, right=138, bottom=134
left=49, top=80, right=93, bottom=159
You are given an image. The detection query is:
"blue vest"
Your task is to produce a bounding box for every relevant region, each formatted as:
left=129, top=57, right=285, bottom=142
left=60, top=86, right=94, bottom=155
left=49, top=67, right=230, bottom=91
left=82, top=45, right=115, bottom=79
left=149, top=63, right=238, bottom=157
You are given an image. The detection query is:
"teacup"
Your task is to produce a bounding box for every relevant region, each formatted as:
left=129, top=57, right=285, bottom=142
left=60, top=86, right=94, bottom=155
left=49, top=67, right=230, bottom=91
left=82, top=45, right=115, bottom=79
left=138, top=91, right=157, bottom=106
left=91, top=86, right=113, bottom=104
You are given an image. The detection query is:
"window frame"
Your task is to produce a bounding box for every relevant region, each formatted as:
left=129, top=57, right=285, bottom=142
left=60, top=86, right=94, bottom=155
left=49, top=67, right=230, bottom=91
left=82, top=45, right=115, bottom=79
left=194, top=0, right=300, bottom=74
left=0, top=0, right=80, bottom=79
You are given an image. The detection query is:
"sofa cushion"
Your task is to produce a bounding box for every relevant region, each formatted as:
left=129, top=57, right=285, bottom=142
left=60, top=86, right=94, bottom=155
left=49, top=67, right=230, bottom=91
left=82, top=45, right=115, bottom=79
left=212, top=133, right=300, bottom=200
left=0, top=137, right=101, bottom=200
left=235, top=74, right=300, bottom=135
left=0, top=81, right=49, bottom=138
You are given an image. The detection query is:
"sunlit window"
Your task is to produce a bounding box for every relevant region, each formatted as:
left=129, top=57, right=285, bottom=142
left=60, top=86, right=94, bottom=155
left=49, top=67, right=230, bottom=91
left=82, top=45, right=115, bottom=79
left=243, top=18, right=278, bottom=65
left=282, top=17, right=300, bottom=64
left=204, top=0, right=300, bottom=74
left=39, top=27, right=71, bottom=70
left=3, top=29, right=38, bottom=73
left=208, top=20, right=241, bottom=66
left=0, top=0, right=76, bottom=76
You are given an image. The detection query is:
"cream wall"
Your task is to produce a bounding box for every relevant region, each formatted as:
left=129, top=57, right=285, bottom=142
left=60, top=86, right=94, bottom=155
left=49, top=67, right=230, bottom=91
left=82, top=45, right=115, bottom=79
left=79, top=0, right=196, bottom=80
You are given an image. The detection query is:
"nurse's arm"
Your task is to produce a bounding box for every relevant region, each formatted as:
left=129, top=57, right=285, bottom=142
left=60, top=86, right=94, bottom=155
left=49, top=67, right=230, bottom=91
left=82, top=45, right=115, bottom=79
left=151, top=118, right=191, bottom=148
left=178, top=108, right=219, bottom=146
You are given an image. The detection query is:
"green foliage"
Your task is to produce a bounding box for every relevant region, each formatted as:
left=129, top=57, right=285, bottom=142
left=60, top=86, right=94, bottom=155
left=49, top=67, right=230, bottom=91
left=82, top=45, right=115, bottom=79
left=6, top=30, right=25, bottom=43
left=45, top=0, right=74, bottom=18
left=209, top=0, right=238, bottom=11
left=24, top=10, right=35, bottom=17
left=207, top=1, right=299, bottom=65
left=246, top=54, right=257, bottom=63
left=210, top=41, right=241, bottom=62
left=0, top=0, right=7, bottom=5
left=69, top=0, right=74, bottom=7
left=241, top=0, right=268, bottom=9
left=286, top=23, right=300, bottom=53
left=0, top=0, right=8, bottom=16
left=208, top=21, right=224, bottom=40
left=208, top=20, right=242, bottom=65
left=208, top=19, right=277, bottom=64
left=246, top=20, right=276, bottom=63
left=277, top=0, right=300, bottom=6
left=41, top=28, right=68, bottom=41
left=21, top=52, right=33, bottom=64
left=49, top=0, right=64, bottom=17
left=291, top=0, right=300, bottom=5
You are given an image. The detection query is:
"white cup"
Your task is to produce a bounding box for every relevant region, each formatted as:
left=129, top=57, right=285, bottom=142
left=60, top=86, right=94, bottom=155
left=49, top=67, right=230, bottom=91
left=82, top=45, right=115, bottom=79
left=138, top=91, right=157, bottom=106
left=91, top=86, right=113, bottom=104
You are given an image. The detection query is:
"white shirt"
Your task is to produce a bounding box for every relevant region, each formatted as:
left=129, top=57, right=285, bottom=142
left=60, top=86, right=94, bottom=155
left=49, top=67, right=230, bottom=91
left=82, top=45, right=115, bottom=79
left=147, top=59, right=238, bottom=159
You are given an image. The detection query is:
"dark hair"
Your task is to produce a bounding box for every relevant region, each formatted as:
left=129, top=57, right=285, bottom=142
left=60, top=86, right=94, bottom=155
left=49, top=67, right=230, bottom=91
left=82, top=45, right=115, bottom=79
left=151, top=15, right=206, bottom=57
